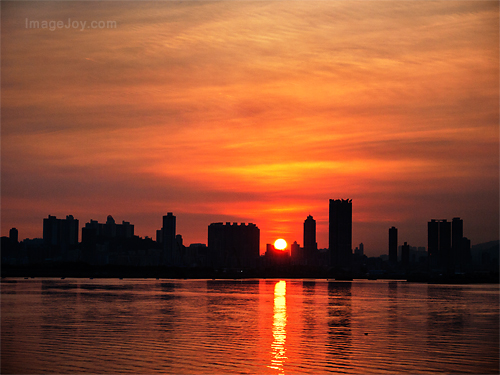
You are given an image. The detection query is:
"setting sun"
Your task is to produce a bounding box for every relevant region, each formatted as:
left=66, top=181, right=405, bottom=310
left=274, top=239, right=287, bottom=250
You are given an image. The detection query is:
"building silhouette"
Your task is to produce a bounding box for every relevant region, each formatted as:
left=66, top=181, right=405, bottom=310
left=354, top=242, right=364, bottom=256
left=81, top=215, right=135, bottom=265
left=290, top=241, right=302, bottom=264
left=43, top=215, right=79, bottom=260
left=428, top=219, right=452, bottom=271
left=303, top=215, right=318, bottom=265
left=162, top=213, right=176, bottom=265
left=329, top=199, right=352, bottom=270
left=450, top=217, right=472, bottom=272
left=428, top=219, right=439, bottom=268
left=452, top=217, right=467, bottom=271
left=389, top=226, right=398, bottom=264
left=1, top=228, right=21, bottom=265
left=401, top=242, right=410, bottom=269
left=208, top=222, right=259, bottom=269
left=304, top=215, right=317, bottom=253
left=82, top=216, right=134, bottom=241
left=9, top=228, right=18, bottom=243
left=460, top=237, right=472, bottom=272
left=265, top=242, right=289, bottom=267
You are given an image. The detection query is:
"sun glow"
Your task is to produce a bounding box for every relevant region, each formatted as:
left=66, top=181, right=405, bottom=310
left=274, top=239, right=287, bottom=250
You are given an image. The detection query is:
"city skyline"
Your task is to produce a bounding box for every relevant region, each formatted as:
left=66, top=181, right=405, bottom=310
left=4, top=206, right=491, bottom=259
left=2, top=1, right=499, bottom=256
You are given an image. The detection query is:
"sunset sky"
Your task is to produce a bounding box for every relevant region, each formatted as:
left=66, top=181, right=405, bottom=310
left=2, top=1, right=499, bottom=256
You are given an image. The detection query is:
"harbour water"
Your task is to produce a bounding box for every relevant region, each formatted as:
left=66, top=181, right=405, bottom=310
left=1, top=279, right=498, bottom=374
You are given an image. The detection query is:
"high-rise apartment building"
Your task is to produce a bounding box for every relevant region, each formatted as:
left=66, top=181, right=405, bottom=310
left=329, top=199, right=352, bottom=269
left=208, top=222, right=260, bottom=269
left=162, top=213, right=176, bottom=265
left=428, top=219, right=452, bottom=271
left=303, top=215, right=317, bottom=253
left=43, top=215, right=79, bottom=248
left=389, top=226, right=398, bottom=264
left=303, top=215, right=318, bottom=265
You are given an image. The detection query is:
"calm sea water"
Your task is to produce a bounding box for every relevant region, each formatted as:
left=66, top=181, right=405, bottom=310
left=1, top=279, right=498, bottom=374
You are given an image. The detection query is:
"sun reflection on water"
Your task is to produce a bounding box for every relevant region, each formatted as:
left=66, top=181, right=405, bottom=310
left=269, top=280, right=287, bottom=373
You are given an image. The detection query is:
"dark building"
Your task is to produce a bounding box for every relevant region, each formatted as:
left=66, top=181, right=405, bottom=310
left=428, top=219, right=452, bottom=271
left=452, top=217, right=464, bottom=271
left=43, top=215, right=59, bottom=247
left=2, top=228, right=21, bottom=265
left=358, top=243, right=364, bottom=256
left=401, top=242, right=410, bottom=269
left=208, top=222, right=260, bottom=269
left=452, top=218, right=463, bottom=252
left=303, top=215, right=318, bottom=265
left=389, top=226, right=398, bottom=264
left=81, top=216, right=134, bottom=265
left=428, top=219, right=439, bottom=268
left=290, top=241, right=302, bottom=264
left=9, top=228, right=18, bottom=243
left=82, top=216, right=134, bottom=241
left=43, top=215, right=79, bottom=253
left=461, top=237, right=472, bottom=271
left=450, top=218, right=473, bottom=272
left=156, top=229, right=163, bottom=244
left=42, top=215, right=79, bottom=261
left=440, top=220, right=452, bottom=271
left=329, top=199, right=352, bottom=270
left=304, top=215, right=317, bottom=253
left=185, top=243, right=208, bottom=267
left=162, top=213, right=176, bottom=265
left=265, top=242, right=289, bottom=267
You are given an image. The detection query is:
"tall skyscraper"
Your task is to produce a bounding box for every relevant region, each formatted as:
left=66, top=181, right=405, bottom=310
left=452, top=217, right=463, bottom=270
left=439, top=220, right=452, bottom=271
left=43, top=215, right=60, bottom=247
left=389, top=226, right=398, bottom=264
left=428, top=219, right=439, bottom=267
left=428, top=219, right=451, bottom=271
left=329, top=199, right=352, bottom=269
left=162, top=212, right=176, bottom=265
left=303, top=215, right=317, bottom=255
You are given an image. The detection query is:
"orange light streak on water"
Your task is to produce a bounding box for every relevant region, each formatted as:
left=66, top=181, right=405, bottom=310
left=269, top=280, right=287, bottom=373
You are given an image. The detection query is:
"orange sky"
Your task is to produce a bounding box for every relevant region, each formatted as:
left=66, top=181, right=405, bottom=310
left=2, top=1, right=499, bottom=256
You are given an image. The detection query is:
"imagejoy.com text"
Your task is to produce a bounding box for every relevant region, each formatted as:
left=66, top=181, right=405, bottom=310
left=25, top=18, right=117, bottom=31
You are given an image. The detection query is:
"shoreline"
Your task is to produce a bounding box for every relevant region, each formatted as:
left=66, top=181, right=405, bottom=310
left=2, top=264, right=498, bottom=284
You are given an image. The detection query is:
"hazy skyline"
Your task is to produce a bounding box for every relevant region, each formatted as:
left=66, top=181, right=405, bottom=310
left=2, top=1, right=499, bottom=256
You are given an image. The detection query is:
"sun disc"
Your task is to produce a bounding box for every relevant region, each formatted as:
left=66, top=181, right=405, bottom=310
left=274, top=238, right=287, bottom=250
